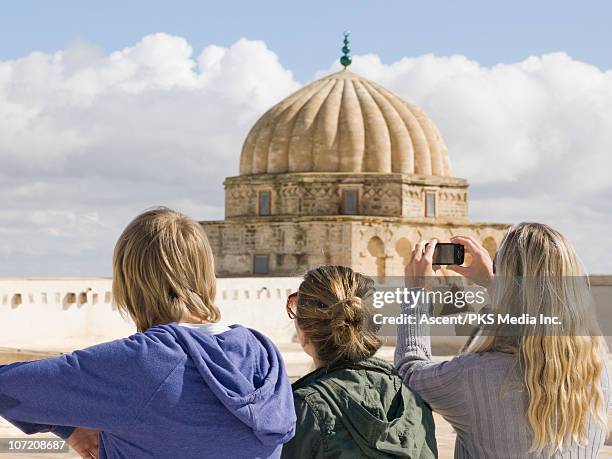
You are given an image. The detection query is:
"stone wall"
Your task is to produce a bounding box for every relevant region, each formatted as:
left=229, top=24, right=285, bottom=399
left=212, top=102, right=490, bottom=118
left=224, top=173, right=468, bottom=220
left=351, top=219, right=509, bottom=277
left=202, top=217, right=509, bottom=277
left=202, top=219, right=353, bottom=276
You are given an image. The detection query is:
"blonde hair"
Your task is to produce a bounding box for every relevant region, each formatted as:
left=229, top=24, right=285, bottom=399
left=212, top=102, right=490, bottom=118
left=466, top=222, right=606, bottom=453
left=295, top=265, right=381, bottom=366
left=112, top=207, right=220, bottom=332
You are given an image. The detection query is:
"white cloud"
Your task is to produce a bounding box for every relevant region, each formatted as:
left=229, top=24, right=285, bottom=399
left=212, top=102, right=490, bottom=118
left=331, top=52, right=612, bottom=193
left=322, top=52, right=612, bottom=273
left=0, top=34, right=611, bottom=275
left=0, top=34, right=299, bottom=275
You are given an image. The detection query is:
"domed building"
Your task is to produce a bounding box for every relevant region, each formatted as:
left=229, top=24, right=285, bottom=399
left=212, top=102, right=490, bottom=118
left=201, top=63, right=508, bottom=277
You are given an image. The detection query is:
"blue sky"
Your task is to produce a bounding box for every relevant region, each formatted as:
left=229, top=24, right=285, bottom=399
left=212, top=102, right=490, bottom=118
left=1, top=1, right=611, bottom=275
left=2, top=0, right=611, bottom=82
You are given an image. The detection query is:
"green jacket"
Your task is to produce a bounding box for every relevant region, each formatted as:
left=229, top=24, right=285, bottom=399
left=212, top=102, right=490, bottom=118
left=281, top=357, right=437, bottom=459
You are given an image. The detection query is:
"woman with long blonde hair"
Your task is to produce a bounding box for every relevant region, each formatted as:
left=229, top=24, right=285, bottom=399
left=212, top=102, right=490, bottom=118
left=395, top=222, right=610, bottom=458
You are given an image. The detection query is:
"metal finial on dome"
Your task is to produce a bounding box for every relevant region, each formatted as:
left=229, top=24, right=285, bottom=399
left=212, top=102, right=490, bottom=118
left=340, top=31, right=352, bottom=69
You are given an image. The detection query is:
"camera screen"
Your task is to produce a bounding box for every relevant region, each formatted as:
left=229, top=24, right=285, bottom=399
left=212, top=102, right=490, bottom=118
left=433, top=244, right=457, bottom=264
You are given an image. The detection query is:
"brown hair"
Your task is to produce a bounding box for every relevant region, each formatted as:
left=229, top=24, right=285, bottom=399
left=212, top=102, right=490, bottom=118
left=112, top=207, right=220, bottom=332
left=295, top=265, right=381, bottom=366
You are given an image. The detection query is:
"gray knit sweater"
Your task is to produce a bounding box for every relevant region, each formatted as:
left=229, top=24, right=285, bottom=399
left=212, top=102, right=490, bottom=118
left=394, top=297, right=611, bottom=459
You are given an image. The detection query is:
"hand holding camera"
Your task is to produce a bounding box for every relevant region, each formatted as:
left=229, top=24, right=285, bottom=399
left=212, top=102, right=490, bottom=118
left=447, top=236, right=494, bottom=288
left=404, top=239, right=440, bottom=289
left=405, top=236, right=494, bottom=290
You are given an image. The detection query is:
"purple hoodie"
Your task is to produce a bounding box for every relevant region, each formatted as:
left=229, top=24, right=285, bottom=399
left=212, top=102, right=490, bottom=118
left=0, top=324, right=296, bottom=458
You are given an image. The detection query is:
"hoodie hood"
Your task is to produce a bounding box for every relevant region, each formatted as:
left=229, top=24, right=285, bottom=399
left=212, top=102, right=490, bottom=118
left=161, top=323, right=296, bottom=446
left=292, top=357, right=435, bottom=457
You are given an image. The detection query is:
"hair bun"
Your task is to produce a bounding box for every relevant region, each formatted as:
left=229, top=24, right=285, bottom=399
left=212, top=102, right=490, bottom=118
left=296, top=265, right=382, bottom=366
left=330, top=296, right=364, bottom=329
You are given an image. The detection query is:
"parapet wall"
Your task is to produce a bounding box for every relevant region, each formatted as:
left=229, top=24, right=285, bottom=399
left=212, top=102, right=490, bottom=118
left=2, top=276, right=612, bottom=353
left=0, top=277, right=301, bottom=350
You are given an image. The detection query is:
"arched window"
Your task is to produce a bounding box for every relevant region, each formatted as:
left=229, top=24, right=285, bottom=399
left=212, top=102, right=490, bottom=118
left=395, top=238, right=412, bottom=270
left=367, top=236, right=386, bottom=278
left=482, top=237, right=498, bottom=259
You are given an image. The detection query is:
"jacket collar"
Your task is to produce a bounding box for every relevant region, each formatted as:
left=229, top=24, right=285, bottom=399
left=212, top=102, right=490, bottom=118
left=292, top=356, right=395, bottom=390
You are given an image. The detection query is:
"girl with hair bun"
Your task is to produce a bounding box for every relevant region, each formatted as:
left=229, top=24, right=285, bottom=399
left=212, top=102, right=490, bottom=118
left=281, top=265, right=437, bottom=458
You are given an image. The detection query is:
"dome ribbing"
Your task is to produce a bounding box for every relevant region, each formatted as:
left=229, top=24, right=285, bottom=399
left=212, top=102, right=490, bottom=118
left=240, top=69, right=452, bottom=176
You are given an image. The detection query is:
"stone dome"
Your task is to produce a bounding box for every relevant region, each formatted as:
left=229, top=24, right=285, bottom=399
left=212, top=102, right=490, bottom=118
left=239, top=69, right=452, bottom=176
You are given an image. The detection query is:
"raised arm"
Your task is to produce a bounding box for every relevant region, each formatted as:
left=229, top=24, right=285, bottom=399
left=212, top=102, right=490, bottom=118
left=394, top=289, right=476, bottom=432
left=395, top=239, right=471, bottom=428
left=395, top=239, right=438, bottom=376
